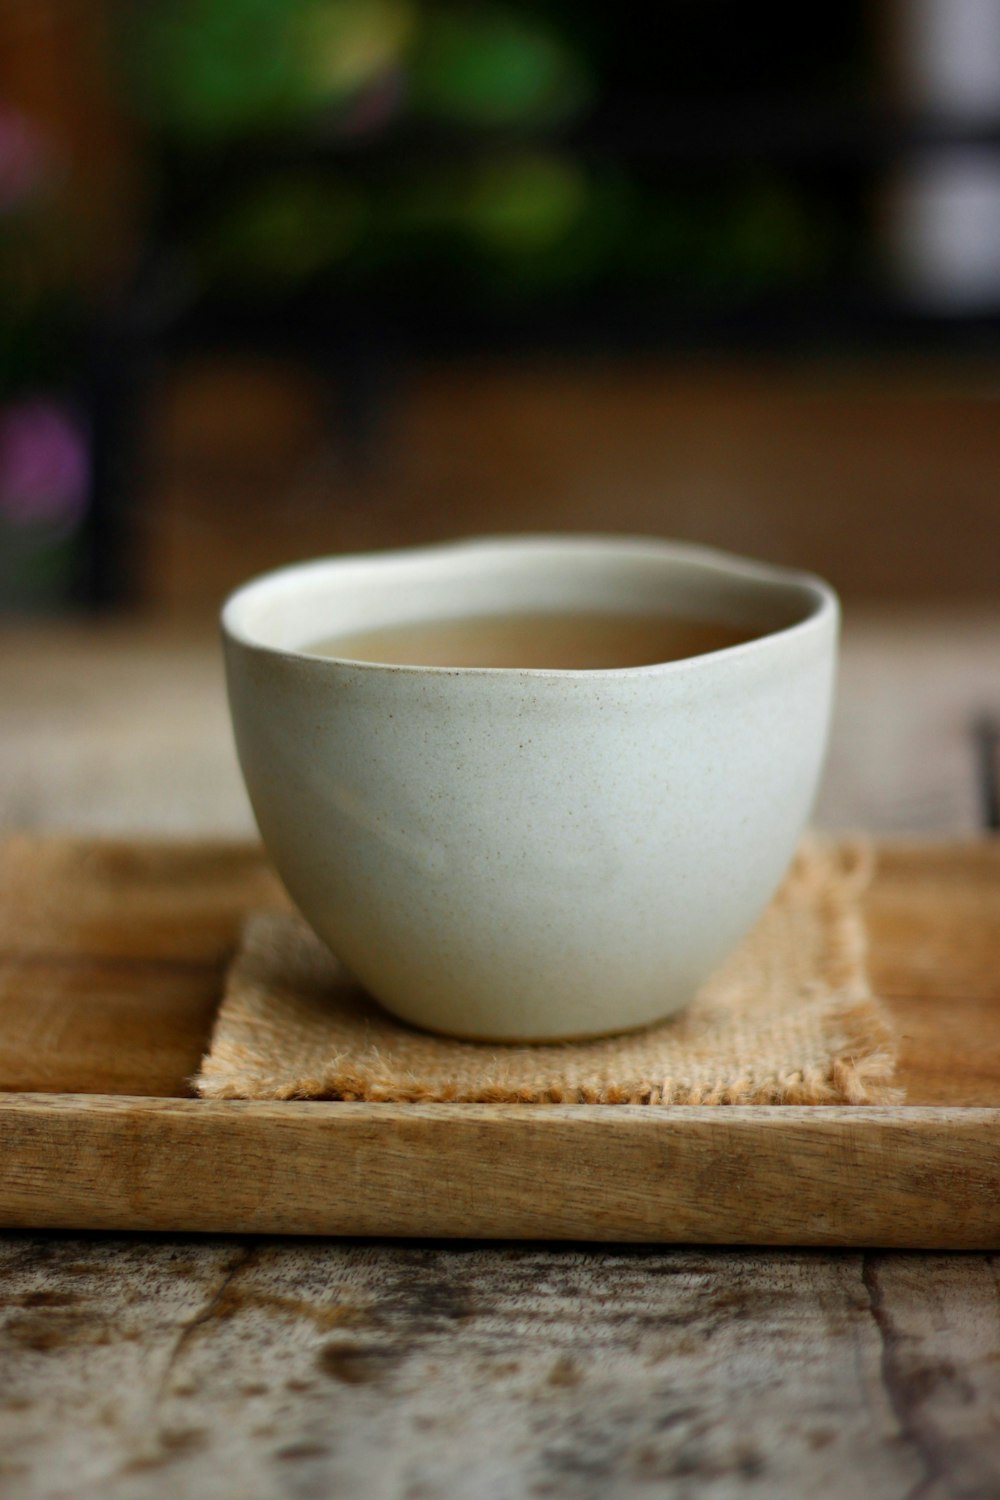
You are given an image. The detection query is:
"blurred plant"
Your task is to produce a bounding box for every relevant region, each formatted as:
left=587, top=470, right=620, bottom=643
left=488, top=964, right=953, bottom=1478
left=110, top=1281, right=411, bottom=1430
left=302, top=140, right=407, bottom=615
left=464, top=152, right=589, bottom=249
left=124, top=0, right=604, bottom=300
left=131, top=0, right=309, bottom=140
left=300, top=0, right=415, bottom=130
left=0, top=399, right=90, bottom=611
left=0, top=94, right=91, bottom=611
left=129, top=0, right=590, bottom=142
left=621, top=174, right=841, bottom=302
left=131, top=0, right=416, bottom=142
left=123, top=1, right=844, bottom=312
left=409, top=6, right=592, bottom=129
left=201, top=173, right=368, bottom=289
left=0, top=400, right=89, bottom=529
left=392, top=150, right=628, bottom=290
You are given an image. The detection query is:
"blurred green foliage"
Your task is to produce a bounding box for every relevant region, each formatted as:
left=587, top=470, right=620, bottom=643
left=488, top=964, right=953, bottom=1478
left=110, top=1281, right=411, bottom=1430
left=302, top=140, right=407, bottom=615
left=203, top=174, right=369, bottom=286
left=124, top=0, right=852, bottom=308
left=129, top=0, right=590, bottom=141
left=409, top=7, right=591, bottom=128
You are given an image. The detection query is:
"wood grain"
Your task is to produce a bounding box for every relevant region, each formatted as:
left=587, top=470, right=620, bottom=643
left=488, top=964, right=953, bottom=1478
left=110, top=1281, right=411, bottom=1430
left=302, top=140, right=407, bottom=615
left=0, top=957, right=220, bottom=1098
left=0, top=836, right=998, bottom=1244
left=3, top=835, right=999, bottom=1103
left=0, top=837, right=283, bottom=1097
left=142, top=360, right=1000, bottom=612
left=867, top=840, right=1000, bottom=1107
left=2, top=634, right=1000, bottom=1493
left=0, top=836, right=283, bottom=964
left=2, top=1097, right=1000, bottom=1248
left=7, top=1233, right=1000, bottom=1499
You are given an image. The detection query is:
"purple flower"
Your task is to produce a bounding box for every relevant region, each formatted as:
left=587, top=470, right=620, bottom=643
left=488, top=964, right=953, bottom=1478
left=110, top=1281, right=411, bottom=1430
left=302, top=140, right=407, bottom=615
left=0, top=107, right=51, bottom=214
left=0, top=400, right=90, bottom=529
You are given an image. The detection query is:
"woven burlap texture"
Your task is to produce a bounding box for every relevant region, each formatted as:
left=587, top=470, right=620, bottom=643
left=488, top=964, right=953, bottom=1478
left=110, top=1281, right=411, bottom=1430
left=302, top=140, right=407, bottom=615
left=195, top=838, right=898, bottom=1106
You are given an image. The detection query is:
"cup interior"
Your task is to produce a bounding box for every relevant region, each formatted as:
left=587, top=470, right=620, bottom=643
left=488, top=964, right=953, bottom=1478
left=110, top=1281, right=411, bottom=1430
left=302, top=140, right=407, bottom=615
left=222, top=536, right=834, bottom=668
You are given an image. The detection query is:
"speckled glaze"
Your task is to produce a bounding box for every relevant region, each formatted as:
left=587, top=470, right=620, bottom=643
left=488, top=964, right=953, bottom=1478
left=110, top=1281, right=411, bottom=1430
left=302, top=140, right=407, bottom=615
left=222, top=536, right=839, bottom=1041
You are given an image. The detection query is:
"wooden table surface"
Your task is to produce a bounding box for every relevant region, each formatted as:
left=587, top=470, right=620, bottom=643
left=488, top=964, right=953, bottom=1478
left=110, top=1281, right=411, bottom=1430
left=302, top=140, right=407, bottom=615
left=2, top=610, right=1000, bottom=1500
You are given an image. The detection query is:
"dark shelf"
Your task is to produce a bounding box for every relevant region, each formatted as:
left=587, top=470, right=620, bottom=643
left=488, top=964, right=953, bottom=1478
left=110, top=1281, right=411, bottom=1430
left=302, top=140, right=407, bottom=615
left=115, top=272, right=1000, bottom=364
left=150, top=103, right=1000, bottom=186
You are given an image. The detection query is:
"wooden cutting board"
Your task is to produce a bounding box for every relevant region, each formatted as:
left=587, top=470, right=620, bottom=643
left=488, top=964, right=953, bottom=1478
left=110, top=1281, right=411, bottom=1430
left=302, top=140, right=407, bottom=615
left=1, top=837, right=998, bottom=1247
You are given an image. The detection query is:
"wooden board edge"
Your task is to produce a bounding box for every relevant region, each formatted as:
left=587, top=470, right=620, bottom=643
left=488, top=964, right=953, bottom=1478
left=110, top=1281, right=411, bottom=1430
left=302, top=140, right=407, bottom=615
left=2, top=1096, right=999, bottom=1248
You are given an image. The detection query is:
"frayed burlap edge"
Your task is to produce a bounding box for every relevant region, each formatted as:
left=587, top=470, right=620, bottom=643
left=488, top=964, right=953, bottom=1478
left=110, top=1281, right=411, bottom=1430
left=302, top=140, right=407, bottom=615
left=195, top=838, right=900, bottom=1106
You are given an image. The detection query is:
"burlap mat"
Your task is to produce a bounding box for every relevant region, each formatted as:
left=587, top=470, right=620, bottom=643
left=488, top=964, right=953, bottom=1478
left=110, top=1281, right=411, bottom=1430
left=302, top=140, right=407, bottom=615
left=195, top=839, right=898, bottom=1105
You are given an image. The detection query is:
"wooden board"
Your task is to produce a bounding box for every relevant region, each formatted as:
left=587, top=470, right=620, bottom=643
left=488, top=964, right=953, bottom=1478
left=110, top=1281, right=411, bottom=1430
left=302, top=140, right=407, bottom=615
left=1, top=837, right=998, bottom=1246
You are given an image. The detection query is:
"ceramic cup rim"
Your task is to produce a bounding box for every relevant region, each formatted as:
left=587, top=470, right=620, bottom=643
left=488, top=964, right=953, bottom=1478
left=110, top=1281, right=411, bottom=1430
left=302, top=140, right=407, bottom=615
left=220, top=534, right=839, bottom=679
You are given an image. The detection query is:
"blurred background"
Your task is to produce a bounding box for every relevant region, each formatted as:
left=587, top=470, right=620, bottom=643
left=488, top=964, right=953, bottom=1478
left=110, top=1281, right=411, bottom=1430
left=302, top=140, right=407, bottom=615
left=2, top=0, right=999, bottom=834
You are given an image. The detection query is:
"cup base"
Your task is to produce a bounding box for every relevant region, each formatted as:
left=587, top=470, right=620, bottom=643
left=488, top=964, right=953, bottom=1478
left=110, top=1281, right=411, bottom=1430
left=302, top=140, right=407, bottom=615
left=372, top=994, right=693, bottom=1046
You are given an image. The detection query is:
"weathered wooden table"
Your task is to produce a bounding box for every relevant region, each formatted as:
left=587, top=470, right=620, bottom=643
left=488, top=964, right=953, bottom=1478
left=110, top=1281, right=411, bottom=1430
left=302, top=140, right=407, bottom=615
left=2, top=612, right=999, bottom=1500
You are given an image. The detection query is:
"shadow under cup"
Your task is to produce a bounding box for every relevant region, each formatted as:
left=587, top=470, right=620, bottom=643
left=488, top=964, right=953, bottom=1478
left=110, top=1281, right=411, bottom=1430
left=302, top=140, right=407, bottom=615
left=221, top=536, right=839, bottom=1041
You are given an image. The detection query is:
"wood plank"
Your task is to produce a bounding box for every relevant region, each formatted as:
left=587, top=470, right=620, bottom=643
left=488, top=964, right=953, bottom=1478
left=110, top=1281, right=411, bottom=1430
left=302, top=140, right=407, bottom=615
left=0, top=835, right=998, bottom=1246
left=9, top=1233, right=992, bottom=1500
left=2, top=1097, right=1000, bottom=1248
left=142, top=360, right=1000, bottom=612
left=865, top=840, right=1000, bottom=1001
left=0, top=956, right=219, bottom=1097
left=864, top=839, right=1000, bottom=1106
left=0, top=837, right=281, bottom=1097
left=0, top=836, right=283, bottom=963
left=881, top=992, right=1000, bottom=1106
left=3, top=836, right=999, bottom=1104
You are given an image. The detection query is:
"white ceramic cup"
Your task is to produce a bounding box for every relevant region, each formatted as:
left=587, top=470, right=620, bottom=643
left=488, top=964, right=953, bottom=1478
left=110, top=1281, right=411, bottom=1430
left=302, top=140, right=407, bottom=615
left=222, top=535, right=839, bottom=1041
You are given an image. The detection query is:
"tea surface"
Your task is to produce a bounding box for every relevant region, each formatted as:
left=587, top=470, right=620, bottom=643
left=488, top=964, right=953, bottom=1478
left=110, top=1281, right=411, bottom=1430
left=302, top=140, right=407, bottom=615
left=307, top=610, right=756, bottom=669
